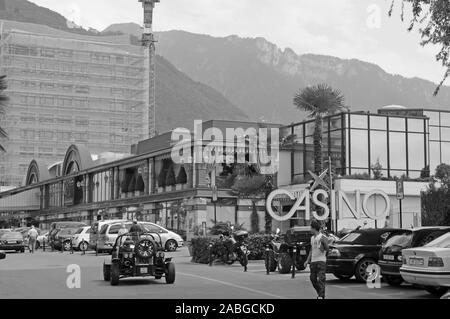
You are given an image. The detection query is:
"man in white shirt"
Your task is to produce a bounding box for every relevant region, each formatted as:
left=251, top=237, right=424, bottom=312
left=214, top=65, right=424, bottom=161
left=27, top=226, right=39, bottom=254
left=304, top=220, right=329, bottom=299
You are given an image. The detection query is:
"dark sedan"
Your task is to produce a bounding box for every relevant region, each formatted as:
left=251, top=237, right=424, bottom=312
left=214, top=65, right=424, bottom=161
left=0, top=250, right=5, bottom=260
left=379, top=226, right=450, bottom=286
left=53, top=228, right=79, bottom=251
left=327, top=228, right=400, bottom=282
left=0, top=232, right=26, bottom=253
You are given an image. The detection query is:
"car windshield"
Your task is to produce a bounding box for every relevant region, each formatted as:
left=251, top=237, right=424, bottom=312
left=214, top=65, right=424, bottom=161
left=338, top=233, right=361, bottom=243
left=337, top=232, right=383, bottom=245
left=424, top=232, right=450, bottom=248
left=74, top=228, right=84, bottom=235
left=1, top=232, right=23, bottom=240
left=383, top=231, right=413, bottom=248
left=58, top=228, right=77, bottom=236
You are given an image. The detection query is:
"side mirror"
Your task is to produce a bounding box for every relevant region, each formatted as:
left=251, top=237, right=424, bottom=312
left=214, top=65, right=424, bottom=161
left=0, top=251, right=5, bottom=260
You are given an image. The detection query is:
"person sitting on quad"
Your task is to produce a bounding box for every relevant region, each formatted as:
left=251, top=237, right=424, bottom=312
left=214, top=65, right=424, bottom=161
left=129, top=220, right=143, bottom=242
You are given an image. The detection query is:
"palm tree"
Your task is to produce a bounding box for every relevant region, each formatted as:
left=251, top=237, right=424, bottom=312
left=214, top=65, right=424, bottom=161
left=293, top=84, right=346, bottom=174
left=0, top=75, right=9, bottom=153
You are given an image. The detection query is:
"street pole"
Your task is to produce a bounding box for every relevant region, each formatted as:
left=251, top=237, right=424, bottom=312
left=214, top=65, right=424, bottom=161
left=399, top=199, right=403, bottom=229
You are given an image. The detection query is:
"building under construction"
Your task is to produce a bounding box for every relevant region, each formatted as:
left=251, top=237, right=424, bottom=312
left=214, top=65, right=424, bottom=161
left=0, top=20, right=151, bottom=186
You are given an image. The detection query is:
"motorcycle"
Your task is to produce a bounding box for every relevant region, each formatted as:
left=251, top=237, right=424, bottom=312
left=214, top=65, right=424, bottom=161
left=264, top=228, right=282, bottom=274
left=209, top=226, right=250, bottom=272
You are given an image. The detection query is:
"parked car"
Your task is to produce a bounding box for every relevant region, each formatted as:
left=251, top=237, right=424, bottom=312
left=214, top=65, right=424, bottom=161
left=277, top=226, right=312, bottom=273
left=400, top=232, right=450, bottom=297
left=48, top=222, right=87, bottom=249
left=97, top=222, right=184, bottom=253
left=327, top=228, right=399, bottom=282
left=52, top=228, right=80, bottom=251
left=89, top=219, right=128, bottom=250
left=379, top=227, right=450, bottom=286
left=0, top=250, right=5, bottom=260
left=0, top=232, right=26, bottom=253
left=71, top=226, right=91, bottom=251
left=36, top=231, right=49, bottom=249
left=0, top=229, right=11, bottom=237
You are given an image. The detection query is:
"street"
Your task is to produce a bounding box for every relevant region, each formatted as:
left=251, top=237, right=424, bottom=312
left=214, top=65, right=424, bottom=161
left=0, top=247, right=437, bottom=299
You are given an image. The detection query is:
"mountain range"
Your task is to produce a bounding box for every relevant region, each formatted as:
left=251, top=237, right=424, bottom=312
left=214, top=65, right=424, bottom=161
left=107, top=22, right=450, bottom=124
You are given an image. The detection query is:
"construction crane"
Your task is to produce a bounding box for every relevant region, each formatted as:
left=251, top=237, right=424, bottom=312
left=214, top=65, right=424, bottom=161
left=138, top=0, right=159, bottom=138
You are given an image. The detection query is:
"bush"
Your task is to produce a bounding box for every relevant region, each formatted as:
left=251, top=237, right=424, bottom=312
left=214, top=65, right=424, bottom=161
left=190, top=234, right=270, bottom=264
left=158, top=168, right=167, bottom=188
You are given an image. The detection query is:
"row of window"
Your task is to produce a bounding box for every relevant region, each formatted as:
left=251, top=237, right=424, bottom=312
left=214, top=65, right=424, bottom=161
left=8, top=45, right=137, bottom=66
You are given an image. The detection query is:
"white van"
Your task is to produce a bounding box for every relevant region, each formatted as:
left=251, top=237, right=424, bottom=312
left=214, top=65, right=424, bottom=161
left=97, top=222, right=184, bottom=253
left=89, top=219, right=128, bottom=251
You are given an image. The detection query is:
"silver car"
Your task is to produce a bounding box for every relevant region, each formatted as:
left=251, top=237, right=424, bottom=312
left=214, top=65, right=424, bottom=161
left=97, top=222, right=184, bottom=253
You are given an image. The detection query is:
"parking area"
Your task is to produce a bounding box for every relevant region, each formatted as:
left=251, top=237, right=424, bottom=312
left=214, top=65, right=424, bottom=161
left=0, top=247, right=438, bottom=299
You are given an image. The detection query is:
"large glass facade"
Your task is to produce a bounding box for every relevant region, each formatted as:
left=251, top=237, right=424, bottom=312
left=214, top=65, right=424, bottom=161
left=284, top=112, right=428, bottom=181
left=424, top=110, right=450, bottom=173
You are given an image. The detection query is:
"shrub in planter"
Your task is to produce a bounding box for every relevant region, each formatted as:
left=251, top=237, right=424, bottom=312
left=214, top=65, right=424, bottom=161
left=190, top=234, right=270, bottom=264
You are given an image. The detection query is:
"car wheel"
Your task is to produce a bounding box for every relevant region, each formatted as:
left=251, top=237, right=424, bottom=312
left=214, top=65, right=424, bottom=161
left=355, top=258, right=376, bottom=282
left=333, top=273, right=353, bottom=281
left=79, top=242, right=88, bottom=252
left=165, top=240, right=178, bottom=252
left=63, top=241, right=72, bottom=251
left=384, top=275, right=403, bottom=287
left=278, top=253, right=293, bottom=274
left=165, top=262, right=176, bottom=284
left=110, top=262, right=120, bottom=286
left=424, top=286, right=449, bottom=297
left=103, top=264, right=111, bottom=281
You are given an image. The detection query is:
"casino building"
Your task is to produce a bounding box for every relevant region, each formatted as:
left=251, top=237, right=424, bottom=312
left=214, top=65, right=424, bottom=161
left=0, top=107, right=449, bottom=237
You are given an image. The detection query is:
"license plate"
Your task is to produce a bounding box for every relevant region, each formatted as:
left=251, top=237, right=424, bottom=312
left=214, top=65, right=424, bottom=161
left=140, top=267, right=148, bottom=274
left=383, top=255, right=395, bottom=261
left=300, top=250, right=307, bottom=256
left=410, top=258, right=424, bottom=266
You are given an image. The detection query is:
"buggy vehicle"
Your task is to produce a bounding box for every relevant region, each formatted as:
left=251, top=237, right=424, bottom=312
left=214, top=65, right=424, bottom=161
left=277, top=226, right=312, bottom=274
left=103, top=231, right=176, bottom=286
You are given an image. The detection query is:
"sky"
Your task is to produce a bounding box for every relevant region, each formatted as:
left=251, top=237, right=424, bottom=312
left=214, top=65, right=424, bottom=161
left=29, top=0, right=447, bottom=85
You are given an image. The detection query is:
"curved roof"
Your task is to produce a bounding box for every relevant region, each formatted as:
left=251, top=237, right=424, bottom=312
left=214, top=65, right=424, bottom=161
left=25, top=159, right=52, bottom=186
left=62, top=145, right=95, bottom=176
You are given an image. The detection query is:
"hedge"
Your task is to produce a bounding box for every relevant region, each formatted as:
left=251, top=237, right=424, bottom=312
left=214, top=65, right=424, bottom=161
left=190, top=234, right=271, bottom=264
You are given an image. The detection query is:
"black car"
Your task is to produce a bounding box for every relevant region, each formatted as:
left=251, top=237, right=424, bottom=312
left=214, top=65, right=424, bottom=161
left=379, top=226, right=450, bottom=286
left=53, top=228, right=79, bottom=251
left=276, top=226, right=312, bottom=273
left=0, top=250, right=5, bottom=260
left=0, top=232, right=26, bottom=253
left=327, top=228, right=399, bottom=282
left=49, top=221, right=87, bottom=249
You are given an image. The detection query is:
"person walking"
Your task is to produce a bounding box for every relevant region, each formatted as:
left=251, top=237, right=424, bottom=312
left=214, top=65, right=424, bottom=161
left=304, top=220, right=329, bottom=299
left=27, top=225, right=39, bottom=254
left=129, top=220, right=142, bottom=242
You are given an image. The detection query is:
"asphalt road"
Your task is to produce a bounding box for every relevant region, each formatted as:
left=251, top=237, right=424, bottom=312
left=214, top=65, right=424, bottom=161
left=0, top=247, right=437, bottom=299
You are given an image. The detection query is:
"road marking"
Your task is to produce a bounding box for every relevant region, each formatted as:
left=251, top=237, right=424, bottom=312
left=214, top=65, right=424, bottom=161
left=178, top=271, right=287, bottom=299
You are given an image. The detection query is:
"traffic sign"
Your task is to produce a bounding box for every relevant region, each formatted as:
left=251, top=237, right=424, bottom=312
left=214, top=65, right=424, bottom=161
left=396, top=179, right=404, bottom=200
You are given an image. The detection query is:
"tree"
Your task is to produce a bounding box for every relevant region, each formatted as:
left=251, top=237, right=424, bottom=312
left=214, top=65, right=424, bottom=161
left=176, top=166, right=188, bottom=184
left=371, top=158, right=384, bottom=180
left=421, top=163, right=450, bottom=226
left=0, top=75, right=9, bottom=153
left=293, top=84, right=346, bottom=174
left=434, top=163, right=450, bottom=184
left=165, top=165, right=176, bottom=187
left=389, top=0, right=450, bottom=95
